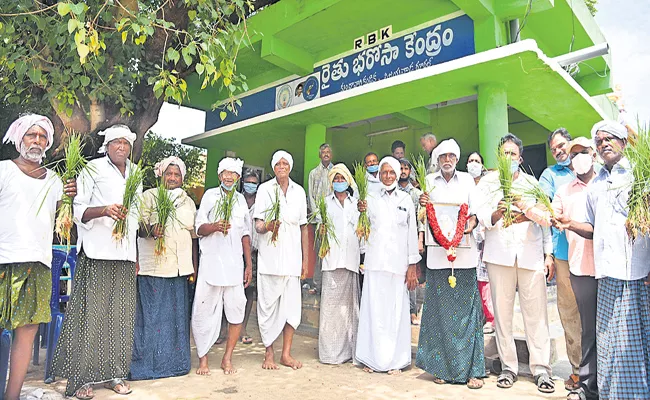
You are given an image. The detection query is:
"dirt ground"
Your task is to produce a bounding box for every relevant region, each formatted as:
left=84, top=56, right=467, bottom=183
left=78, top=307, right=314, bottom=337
left=21, top=321, right=571, bottom=400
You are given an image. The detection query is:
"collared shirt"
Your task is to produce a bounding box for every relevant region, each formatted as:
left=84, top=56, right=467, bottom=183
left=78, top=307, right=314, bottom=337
left=398, top=182, right=422, bottom=209
left=364, top=189, right=421, bottom=276
left=418, top=170, right=478, bottom=270
left=475, top=171, right=553, bottom=270
left=253, top=178, right=308, bottom=276
left=553, top=178, right=595, bottom=277
left=308, top=162, right=332, bottom=213
left=539, top=164, right=575, bottom=261
left=585, top=158, right=650, bottom=281
left=247, top=199, right=259, bottom=251
left=0, top=161, right=62, bottom=267
left=195, top=188, right=251, bottom=286
left=366, top=172, right=382, bottom=194
left=427, top=153, right=438, bottom=174
left=137, top=188, right=197, bottom=278
left=321, top=193, right=361, bottom=273
left=73, top=156, right=142, bottom=262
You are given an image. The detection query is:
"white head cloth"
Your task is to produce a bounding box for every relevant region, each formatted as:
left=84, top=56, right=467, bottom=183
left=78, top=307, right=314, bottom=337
left=154, top=156, right=187, bottom=180
left=434, top=138, right=461, bottom=160
left=271, top=150, right=294, bottom=172
left=590, top=120, right=628, bottom=141
left=2, top=114, right=54, bottom=153
left=378, top=156, right=400, bottom=191
left=218, top=157, right=244, bottom=176
left=97, top=125, right=137, bottom=154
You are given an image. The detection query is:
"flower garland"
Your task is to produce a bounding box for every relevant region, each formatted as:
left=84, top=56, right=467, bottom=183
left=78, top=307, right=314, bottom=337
left=426, top=202, right=469, bottom=288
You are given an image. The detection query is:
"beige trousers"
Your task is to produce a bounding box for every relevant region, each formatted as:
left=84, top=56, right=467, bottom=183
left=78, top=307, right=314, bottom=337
left=487, top=261, right=551, bottom=376
left=555, top=259, right=582, bottom=374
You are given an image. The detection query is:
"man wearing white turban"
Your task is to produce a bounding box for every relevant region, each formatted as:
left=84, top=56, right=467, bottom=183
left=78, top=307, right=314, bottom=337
left=192, top=157, right=252, bottom=376
left=130, top=156, right=198, bottom=381
left=0, top=114, right=76, bottom=400
left=356, top=156, right=420, bottom=374
left=253, top=150, right=308, bottom=370
left=53, top=124, right=142, bottom=398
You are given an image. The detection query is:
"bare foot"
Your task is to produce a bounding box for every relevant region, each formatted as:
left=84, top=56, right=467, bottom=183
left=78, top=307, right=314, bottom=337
left=280, top=354, right=303, bottom=370
left=196, top=356, right=211, bottom=375
left=262, top=350, right=279, bottom=370
left=221, top=358, right=237, bottom=375
left=388, top=369, right=402, bottom=375
left=363, top=367, right=374, bottom=373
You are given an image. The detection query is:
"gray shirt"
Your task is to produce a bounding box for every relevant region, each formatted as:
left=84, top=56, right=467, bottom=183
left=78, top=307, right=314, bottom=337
left=585, top=157, right=650, bottom=281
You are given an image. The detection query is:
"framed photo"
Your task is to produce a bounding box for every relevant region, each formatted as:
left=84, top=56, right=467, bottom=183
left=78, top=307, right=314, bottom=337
left=425, top=202, right=471, bottom=248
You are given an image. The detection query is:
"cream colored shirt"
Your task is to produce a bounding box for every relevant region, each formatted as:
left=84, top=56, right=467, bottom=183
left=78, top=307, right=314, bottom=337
left=308, top=162, right=332, bottom=213
left=137, top=188, right=197, bottom=278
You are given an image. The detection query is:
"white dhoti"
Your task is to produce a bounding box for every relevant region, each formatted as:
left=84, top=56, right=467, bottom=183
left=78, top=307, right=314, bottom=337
left=257, top=274, right=302, bottom=348
left=355, top=270, right=411, bottom=372
left=191, top=277, right=246, bottom=358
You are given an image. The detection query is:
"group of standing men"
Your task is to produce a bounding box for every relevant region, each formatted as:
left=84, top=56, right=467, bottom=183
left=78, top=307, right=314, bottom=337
left=2, top=113, right=649, bottom=400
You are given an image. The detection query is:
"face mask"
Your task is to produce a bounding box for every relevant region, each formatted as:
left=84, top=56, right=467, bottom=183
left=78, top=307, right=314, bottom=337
left=243, top=182, right=258, bottom=194
left=572, top=153, right=593, bottom=175
left=467, top=163, right=483, bottom=178
left=332, top=181, right=349, bottom=193
left=367, top=165, right=379, bottom=173
left=510, top=160, right=520, bottom=174
left=557, top=157, right=571, bottom=167
left=382, top=181, right=398, bottom=191
left=221, top=182, right=235, bottom=191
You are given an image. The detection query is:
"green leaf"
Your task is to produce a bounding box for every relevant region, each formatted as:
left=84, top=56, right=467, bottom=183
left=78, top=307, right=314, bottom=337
left=122, top=31, right=128, bottom=44
left=166, top=48, right=180, bottom=64
left=68, top=19, right=78, bottom=34
left=195, top=64, right=205, bottom=75
left=182, top=47, right=192, bottom=67
left=179, top=80, right=187, bottom=92
left=14, top=61, right=27, bottom=78
left=27, top=68, right=42, bottom=84
left=77, top=43, right=90, bottom=63
left=70, top=3, right=85, bottom=15
left=220, top=111, right=227, bottom=121
left=164, top=86, right=175, bottom=98
left=188, top=10, right=197, bottom=20
left=57, top=3, right=72, bottom=16
left=80, top=76, right=90, bottom=87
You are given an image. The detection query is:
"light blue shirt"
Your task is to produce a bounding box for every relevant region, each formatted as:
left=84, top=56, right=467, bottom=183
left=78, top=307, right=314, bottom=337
left=539, top=164, right=575, bottom=260
left=585, top=157, right=650, bottom=281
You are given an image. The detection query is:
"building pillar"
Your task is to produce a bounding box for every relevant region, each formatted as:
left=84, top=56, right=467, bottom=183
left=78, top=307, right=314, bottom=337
left=304, top=123, right=327, bottom=185
left=478, top=83, right=508, bottom=168
left=205, top=147, right=221, bottom=189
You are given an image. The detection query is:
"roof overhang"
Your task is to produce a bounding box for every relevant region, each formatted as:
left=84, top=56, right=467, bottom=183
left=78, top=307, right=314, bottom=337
left=183, top=39, right=607, bottom=148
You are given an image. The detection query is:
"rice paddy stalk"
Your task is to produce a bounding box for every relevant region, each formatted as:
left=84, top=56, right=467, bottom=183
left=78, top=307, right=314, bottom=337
left=112, top=161, right=145, bottom=243
left=213, top=179, right=239, bottom=236
left=412, top=153, right=431, bottom=223
left=308, top=195, right=338, bottom=259
left=623, top=123, right=650, bottom=241
left=152, top=179, right=177, bottom=257
left=353, top=162, right=371, bottom=242
left=520, top=176, right=556, bottom=220
left=263, top=186, right=281, bottom=245
left=496, top=148, right=516, bottom=228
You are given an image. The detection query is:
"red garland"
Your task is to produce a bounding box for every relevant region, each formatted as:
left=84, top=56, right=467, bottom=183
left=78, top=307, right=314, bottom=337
left=426, top=203, right=469, bottom=262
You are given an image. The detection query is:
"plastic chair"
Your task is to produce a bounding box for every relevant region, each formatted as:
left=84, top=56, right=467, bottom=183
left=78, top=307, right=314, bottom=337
left=0, top=329, right=11, bottom=399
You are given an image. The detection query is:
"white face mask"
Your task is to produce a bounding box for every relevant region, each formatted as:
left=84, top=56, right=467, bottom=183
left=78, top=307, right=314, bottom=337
left=467, top=162, right=483, bottom=178
left=382, top=181, right=398, bottom=191
left=572, top=153, right=593, bottom=175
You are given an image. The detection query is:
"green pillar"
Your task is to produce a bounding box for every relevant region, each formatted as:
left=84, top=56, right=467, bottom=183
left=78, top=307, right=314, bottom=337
left=474, top=16, right=508, bottom=52
left=478, top=83, right=508, bottom=168
left=205, top=147, right=221, bottom=189
left=304, top=123, right=326, bottom=185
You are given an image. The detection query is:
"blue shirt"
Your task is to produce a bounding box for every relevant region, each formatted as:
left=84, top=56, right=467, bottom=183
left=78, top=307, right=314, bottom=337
left=585, top=158, right=650, bottom=281
left=539, top=164, right=575, bottom=260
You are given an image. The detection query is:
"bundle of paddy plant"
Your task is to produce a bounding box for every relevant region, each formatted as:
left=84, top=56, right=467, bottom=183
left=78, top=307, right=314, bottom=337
left=112, top=161, right=145, bottom=243
left=263, top=185, right=281, bottom=245
left=496, top=148, right=516, bottom=228
left=54, top=132, right=92, bottom=248
left=151, top=179, right=178, bottom=256
left=623, top=123, right=650, bottom=241
left=213, top=179, right=239, bottom=236
left=412, top=153, right=430, bottom=223
left=353, top=162, right=371, bottom=242
left=308, top=195, right=338, bottom=259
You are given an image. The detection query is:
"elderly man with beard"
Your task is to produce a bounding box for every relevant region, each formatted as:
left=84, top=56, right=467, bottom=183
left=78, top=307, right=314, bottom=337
left=0, top=114, right=76, bottom=400
left=555, top=121, right=650, bottom=400
left=253, top=150, right=309, bottom=370
left=193, top=157, right=252, bottom=376
left=355, top=156, right=420, bottom=375
left=52, top=125, right=141, bottom=399
left=415, top=139, right=485, bottom=389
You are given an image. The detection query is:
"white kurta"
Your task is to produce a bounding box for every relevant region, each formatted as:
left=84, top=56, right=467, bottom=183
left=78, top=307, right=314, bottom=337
left=356, top=188, right=421, bottom=371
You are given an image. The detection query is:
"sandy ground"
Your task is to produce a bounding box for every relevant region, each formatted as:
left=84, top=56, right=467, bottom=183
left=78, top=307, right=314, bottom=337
left=21, top=319, right=572, bottom=400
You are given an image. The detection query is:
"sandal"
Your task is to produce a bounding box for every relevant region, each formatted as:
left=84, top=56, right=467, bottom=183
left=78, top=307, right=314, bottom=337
left=496, top=370, right=517, bottom=389
left=535, top=373, right=556, bottom=393
left=241, top=335, right=253, bottom=345
left=432, top=377, right=447, bottom=384
left=75, top=384, right=94, bottom=400
left=565, top=373, right=580, bottom=391
left=467, top=377, right=484, bottom=389
left=567, top=389, right=587, bottom=400
left=104, top=378, right=132, bottom=395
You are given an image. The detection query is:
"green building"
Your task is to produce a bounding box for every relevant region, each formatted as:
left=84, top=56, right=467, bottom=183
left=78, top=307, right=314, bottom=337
left=182, top=0, right=615, bottom=188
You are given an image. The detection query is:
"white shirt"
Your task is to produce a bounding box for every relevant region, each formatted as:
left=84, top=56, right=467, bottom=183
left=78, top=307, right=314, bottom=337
left=321, top=193, right=361, bottom=273
left=0, top=161, right=63, bottom=267
left=73, top=157, right=142, bottom=262
left=247, top=200, right=259, bottom=251
left=253, top=178, right=308, bottom=276
left=367, top=172, right=382, bottom=194
left=474, top=171, right=552, bottom=270
left=419, top=170, right=478, bottom=270
left=195, top=187, right=251, bottom=286
left=364, top=188, right=421, bottom=276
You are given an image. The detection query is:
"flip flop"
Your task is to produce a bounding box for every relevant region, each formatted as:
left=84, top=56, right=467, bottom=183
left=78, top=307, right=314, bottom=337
left=104, top=379, right=132, bottom=395
left=241, top=336, right=253, bottom=344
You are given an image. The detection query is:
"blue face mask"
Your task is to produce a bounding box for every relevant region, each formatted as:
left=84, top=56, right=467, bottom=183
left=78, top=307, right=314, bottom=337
left=510, top=160, right=520, bottom=174
left=367, top=165, right=379, bottom=173
left=243, top=182, right=258, bottom=194
left=557, top=157, right=571, bottom=167
left=221, top=182, right=235, bottom=191
left=332, top=181, right=349, bottom=193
